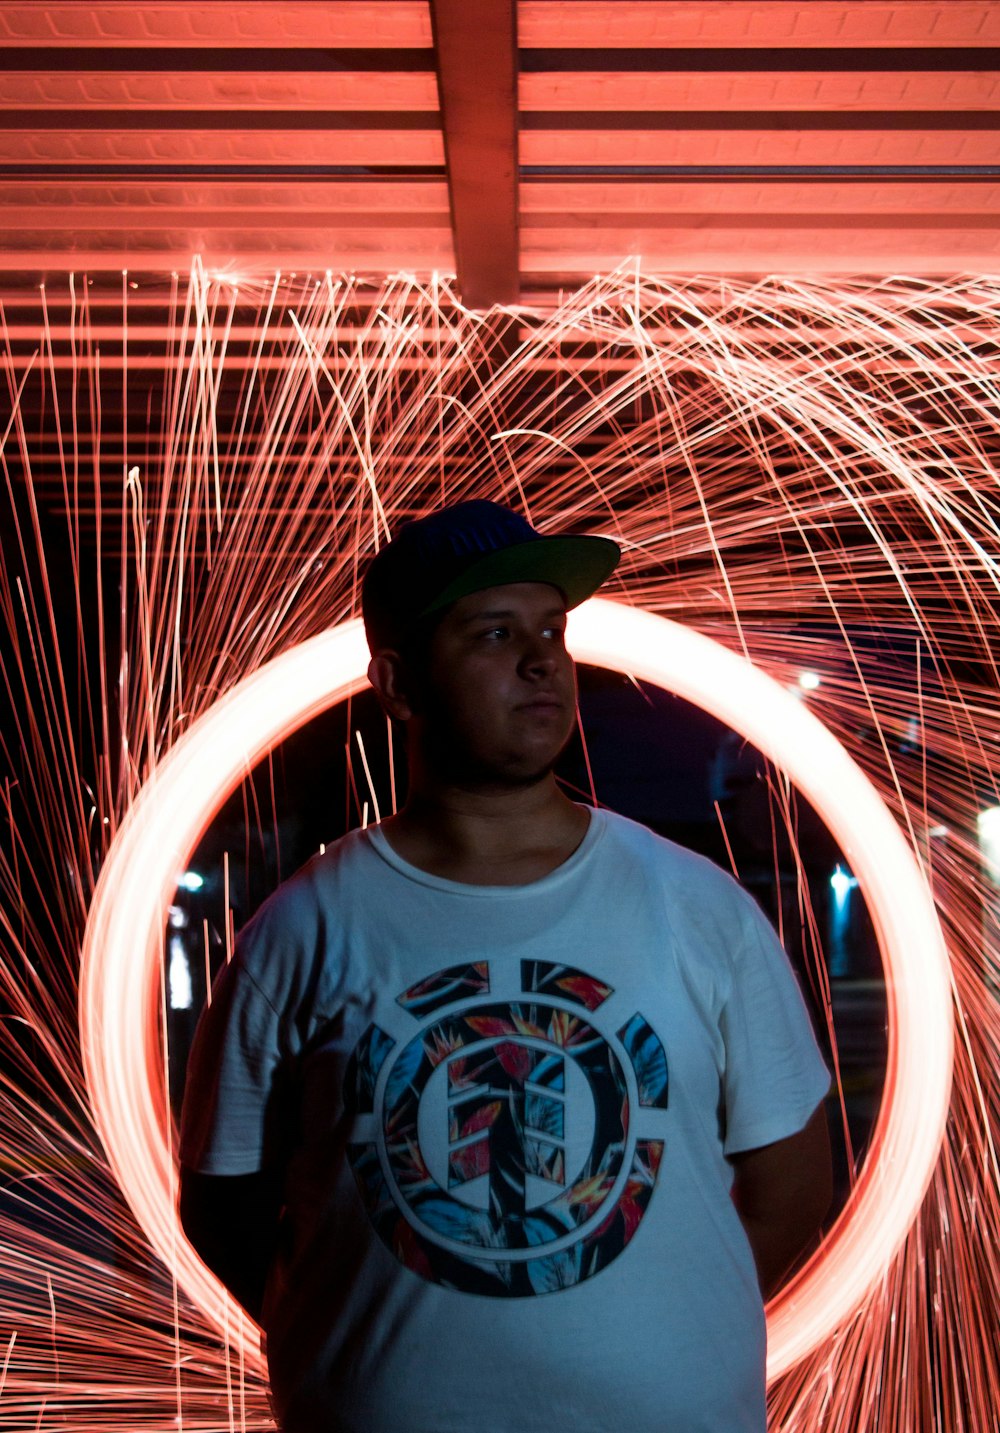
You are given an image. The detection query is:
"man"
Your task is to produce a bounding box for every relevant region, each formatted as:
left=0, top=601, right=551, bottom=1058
left=180, top=500, right=831, bottom=1433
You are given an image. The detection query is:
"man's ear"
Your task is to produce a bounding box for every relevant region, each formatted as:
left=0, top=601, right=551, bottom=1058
left=367, top=650, right=415, bottom=722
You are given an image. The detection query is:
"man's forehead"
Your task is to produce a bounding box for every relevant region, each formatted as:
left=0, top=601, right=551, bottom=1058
left=449, top=582, right=568, bottom=621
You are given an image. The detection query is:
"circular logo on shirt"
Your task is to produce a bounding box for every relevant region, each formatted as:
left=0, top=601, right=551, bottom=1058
left=345, top=960, right=668, bottom=1296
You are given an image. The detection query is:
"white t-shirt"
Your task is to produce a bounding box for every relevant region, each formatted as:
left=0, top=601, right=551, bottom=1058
left=181, top=808, right=830, bottom=1433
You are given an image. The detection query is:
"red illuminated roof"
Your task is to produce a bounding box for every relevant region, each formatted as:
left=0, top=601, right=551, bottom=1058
left=0, top=1, right=998, bottom=301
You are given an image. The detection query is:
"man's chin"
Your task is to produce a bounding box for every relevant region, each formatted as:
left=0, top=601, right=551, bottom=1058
left=426, top=730, right=571, bottom=791
left=468, top=759, right=557, bottom=791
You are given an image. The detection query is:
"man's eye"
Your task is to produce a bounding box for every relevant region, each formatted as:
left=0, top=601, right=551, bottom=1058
left=483, top=626, right=509, bottom=639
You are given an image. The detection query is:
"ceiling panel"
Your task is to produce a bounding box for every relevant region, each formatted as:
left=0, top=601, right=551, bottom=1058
left=520, top=125, right=999, bottom=167
left=0, top=1, right=996, bottom=287
left=4, top=126, right=445, bottom=167
left=517, top=3, right=1000, bottom=49
left=0, top=3, right=433, bottom=47
left=520, top=223, right=1000, bottom=276
left=0, top=71, right=441, bottom=110
left=520, top=70, right=1000, bottom=111
left=519, top=177, right=1000, bottom=215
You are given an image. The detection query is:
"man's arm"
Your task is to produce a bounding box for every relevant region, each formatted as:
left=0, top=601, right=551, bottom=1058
left=179, top=1166, right=285, bottom=1324
left=728, top=1102, right=833, bottom=1300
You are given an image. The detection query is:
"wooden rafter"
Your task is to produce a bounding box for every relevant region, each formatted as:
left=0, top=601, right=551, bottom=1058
left=430, top=0, right=519, bottom=308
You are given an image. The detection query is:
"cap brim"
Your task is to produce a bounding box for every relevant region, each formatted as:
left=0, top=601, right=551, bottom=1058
left=419, top=533, right=620, bottom=620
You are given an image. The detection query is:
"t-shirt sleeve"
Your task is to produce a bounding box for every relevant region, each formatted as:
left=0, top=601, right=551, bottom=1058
left=179, top=942, right=288, bottom=1177
left=718, top=890, right=831, bottom=1156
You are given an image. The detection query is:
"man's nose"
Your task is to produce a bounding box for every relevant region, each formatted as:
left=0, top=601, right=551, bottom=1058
left=519, top=638, right=558, bottom=675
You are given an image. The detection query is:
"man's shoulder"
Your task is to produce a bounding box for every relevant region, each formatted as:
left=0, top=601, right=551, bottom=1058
left=224, top=828, right=376, bottom=1007
left=598, top=812, right=785, bottom=992
left=598, top=808, right=745, bottom=901
left=237, top=827, right=371, bottom=944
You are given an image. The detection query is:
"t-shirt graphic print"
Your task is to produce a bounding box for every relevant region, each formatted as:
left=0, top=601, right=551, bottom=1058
left=345, top=958, right=670, bottom=1295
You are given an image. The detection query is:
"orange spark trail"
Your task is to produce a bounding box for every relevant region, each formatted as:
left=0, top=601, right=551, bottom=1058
left=0, top=263, right=998, bottom=1431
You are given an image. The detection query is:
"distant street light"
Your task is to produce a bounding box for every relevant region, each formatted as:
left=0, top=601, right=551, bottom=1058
left=830, top=863, right=859, bottom=909
left=977, top=806, right=1000, bottom=885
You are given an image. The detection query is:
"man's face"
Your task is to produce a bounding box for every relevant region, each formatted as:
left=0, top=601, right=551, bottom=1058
left=411, top=581, right=578, bottom=788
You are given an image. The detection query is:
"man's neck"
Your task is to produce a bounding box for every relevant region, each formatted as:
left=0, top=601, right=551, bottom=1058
left=377, top=777, right=590, bottom=886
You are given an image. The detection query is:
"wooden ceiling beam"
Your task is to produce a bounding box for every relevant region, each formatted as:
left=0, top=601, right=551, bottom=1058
left=431, top=0, right=519, bottom=308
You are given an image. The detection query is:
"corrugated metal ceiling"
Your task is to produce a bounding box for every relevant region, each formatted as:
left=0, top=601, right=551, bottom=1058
left=1, top=1, right=997, bottom=296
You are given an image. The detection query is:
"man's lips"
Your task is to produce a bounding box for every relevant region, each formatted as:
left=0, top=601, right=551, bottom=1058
left=515, top=694, right=566, bottom=713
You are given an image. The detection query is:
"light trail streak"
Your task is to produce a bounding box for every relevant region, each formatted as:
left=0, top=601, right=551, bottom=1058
left=78, top=603, right=951, bottom=1382
left=1, top=263, right=998, bottom=1429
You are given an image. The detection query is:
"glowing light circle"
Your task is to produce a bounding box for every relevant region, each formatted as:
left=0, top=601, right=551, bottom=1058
left=80, top=600, right=952, bottom=1380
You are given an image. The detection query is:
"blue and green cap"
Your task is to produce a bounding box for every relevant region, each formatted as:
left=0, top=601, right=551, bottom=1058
left=362, top=499, right=620, bottom=655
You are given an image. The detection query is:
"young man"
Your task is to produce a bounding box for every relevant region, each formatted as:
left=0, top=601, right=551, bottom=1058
left=180, top=500, right=831, bottom=1433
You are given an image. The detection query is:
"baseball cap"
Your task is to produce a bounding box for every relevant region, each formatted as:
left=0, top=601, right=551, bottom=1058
left=362, top=499, right=620, bottom=654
